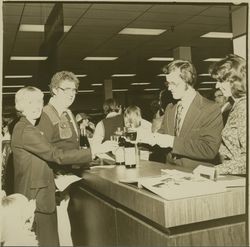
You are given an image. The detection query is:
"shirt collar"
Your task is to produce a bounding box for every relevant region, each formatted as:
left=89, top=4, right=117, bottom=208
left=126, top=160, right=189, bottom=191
left=49, top=97, right=67, bottom=116
left=179, top=87, right=196, bottom=107
left=106, top=112, right=120, bottom=118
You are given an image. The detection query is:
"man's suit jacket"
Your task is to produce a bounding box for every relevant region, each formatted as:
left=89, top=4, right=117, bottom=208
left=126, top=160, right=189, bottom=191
left=159, top=92, right=223, bottom=169
left=11, top=117, right=92, bottom=214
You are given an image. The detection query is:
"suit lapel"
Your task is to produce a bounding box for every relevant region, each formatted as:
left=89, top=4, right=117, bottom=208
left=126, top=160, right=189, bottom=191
left=179, top=93, right=202, bottom=137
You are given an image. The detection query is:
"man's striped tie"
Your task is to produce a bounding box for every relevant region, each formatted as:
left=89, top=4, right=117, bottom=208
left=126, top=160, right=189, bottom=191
left=174, top=103, right=183, bottom=136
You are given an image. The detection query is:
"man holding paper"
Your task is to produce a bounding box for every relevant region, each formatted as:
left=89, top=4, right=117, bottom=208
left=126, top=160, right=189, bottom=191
left=138, top=60, right=223, bottom=170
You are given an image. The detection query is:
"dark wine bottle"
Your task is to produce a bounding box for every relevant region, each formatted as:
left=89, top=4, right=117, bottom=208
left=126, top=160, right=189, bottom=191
left=80, top=127, right=90, bottom=149
left=114, top=127, right=125, bottom=165
left=123, top=128, right=137, bottom=169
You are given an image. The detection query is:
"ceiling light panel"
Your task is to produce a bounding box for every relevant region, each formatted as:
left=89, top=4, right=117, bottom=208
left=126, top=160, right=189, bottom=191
left=112, top=89, right=128, bottom=92
left=83, top=57, right=118, bottom=61
left=148, top=57, right=174, bottom=61
left=144, top=88, right=160, bottom=91
left=5, top=75, right=32, bottom=78
left=91, top=83, right=103, bottom=86
left=203, top=58, right=222, bottom=62
left=19, top=24, right=72, bottom=32
left=3, top=85, right=25, bottom=88
left=200, top=81, right=216, bottom=84
left=131, top=83, right=150, bottom=85
left=198, top=88, right=213, bottom=91
left=78, top=90, right=94, bottom=93
left=119, top=28, right=166, bottom=35
left=198, top=73, right=211, bottom=77
left=75, top=74, right=87, bottom=78
left=201, top=32, right=233, bottom=39
left=111, top=74, right=136, bottom=77
left=10, top=56, right=48, bottom=60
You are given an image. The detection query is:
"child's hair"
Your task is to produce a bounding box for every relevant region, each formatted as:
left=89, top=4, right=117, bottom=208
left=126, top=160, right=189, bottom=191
left=1, top=193, right=38, bottom=246
left=124, top=105, right=142, bottom=128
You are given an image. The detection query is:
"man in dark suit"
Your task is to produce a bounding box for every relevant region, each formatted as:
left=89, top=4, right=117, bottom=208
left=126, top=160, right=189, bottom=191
left=139, top=60, right=223, bottom=169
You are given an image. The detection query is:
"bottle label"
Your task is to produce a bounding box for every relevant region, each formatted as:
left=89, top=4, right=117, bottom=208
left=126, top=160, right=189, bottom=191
left=115, top=147, right=125, bottom=163
left=125, top=147, right=136, bottom=165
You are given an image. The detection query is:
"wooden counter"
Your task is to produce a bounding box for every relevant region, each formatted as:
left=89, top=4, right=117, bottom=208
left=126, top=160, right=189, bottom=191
left=69, top=160, right=246, bottom=246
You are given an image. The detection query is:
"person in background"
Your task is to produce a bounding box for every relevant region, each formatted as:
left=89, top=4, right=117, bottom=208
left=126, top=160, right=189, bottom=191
left=91, top=105, right=151, bottom=156
left=209, top=54, right=246, bottom=175
left=90, top=98, right=121, bottom=155
left=138, top=60, right=223, bottom=170
left=213, top=88, right=233, bottom=125
left=103, top=98, right=122, bottom=118
left=11, top=86, right=92, bottom=246
left=76, top=113, right=95, bottom=139
left=1, top=192, right=38, bottom=246
left=151, top=88, right=175, bottom=133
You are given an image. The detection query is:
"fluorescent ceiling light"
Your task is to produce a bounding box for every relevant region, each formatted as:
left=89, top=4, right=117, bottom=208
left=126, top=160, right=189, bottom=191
left=157, top=74, right=166, bottom=77
left=198, top=73, right=211, bottom=77
left=144, top=88, right=160, bottom=91
left=83, top=57, right=118, bottom=61
left=112, top=89, right=128, bottom=92
left=91, top=83, right=103, bottom=86
left=201, top=32, right=233, bottom=39
left=119, top=28, right=166, bottom=35
left=5, top=75, right=32, bottom=78
left=111, top=74, right=136, bottom=77
left=198, top=88, right=213, bottom=91
left=3, top=85, right=25, bottom=88
left=75, top=74, right=87, bottom=78
left=11, top=56, right=48, bottom=61
left=200, top=81, right=216, bottom=84
left=2, top=92, right=15, bottom=95
left=19, top=24, right=72, bottom=32
left=78, top=90, right=94, bottom=93
left=148, top=57, right=174, bottom=61
left=131, top=82, right=150, bottom=86
left=203, top=58, right=222, bottom=62
left=42, top=91, right=50, bottom=94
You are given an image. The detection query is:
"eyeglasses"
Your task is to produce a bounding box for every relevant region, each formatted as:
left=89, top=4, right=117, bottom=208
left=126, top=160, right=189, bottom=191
left=58, top=87, right=78, bottom=94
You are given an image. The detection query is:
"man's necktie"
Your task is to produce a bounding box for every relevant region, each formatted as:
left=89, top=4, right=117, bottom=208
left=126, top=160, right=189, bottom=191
left=174, top=103, right=184, bottom=136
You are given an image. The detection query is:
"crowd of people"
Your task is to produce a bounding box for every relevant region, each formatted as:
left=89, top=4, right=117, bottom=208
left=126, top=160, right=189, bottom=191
left=1, top=54, right=246, bottom=246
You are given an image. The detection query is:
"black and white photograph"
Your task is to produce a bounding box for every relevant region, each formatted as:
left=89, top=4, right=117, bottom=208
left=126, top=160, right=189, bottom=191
left=0, top=0, right=248, bottom=246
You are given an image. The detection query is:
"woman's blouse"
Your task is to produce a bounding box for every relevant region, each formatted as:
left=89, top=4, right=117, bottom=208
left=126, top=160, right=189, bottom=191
left=216, top=96, right=246, bottom=174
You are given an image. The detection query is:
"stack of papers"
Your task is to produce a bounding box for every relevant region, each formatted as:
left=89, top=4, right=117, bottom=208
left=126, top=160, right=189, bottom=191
left=138, top=170, right=226, bottom=200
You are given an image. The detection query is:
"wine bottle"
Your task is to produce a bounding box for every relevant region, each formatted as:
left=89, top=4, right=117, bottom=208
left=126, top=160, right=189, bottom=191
left=123, top=128, right=137, bottom=168
left=80, top=127, right=90, bottom=149
left=114, top=127, right=125, bottom=165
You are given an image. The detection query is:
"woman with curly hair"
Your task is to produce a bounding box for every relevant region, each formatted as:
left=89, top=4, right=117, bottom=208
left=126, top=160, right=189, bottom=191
left=209, top=54, right=246, bottom=174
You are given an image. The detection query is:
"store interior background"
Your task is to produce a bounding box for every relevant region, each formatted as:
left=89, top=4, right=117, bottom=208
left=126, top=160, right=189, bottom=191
left=2, top=2, right=247, bottom=123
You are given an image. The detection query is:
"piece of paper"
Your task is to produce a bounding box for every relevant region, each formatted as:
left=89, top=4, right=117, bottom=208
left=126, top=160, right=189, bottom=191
left=138, top=170, right=226, bottom=200
left=55, top=174, right=82, bottom=192
left=96, top=153, right=115, bottom=161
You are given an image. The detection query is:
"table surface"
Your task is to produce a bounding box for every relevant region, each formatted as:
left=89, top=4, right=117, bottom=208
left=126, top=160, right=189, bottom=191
left=80, top=160, right=246, bottom=228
